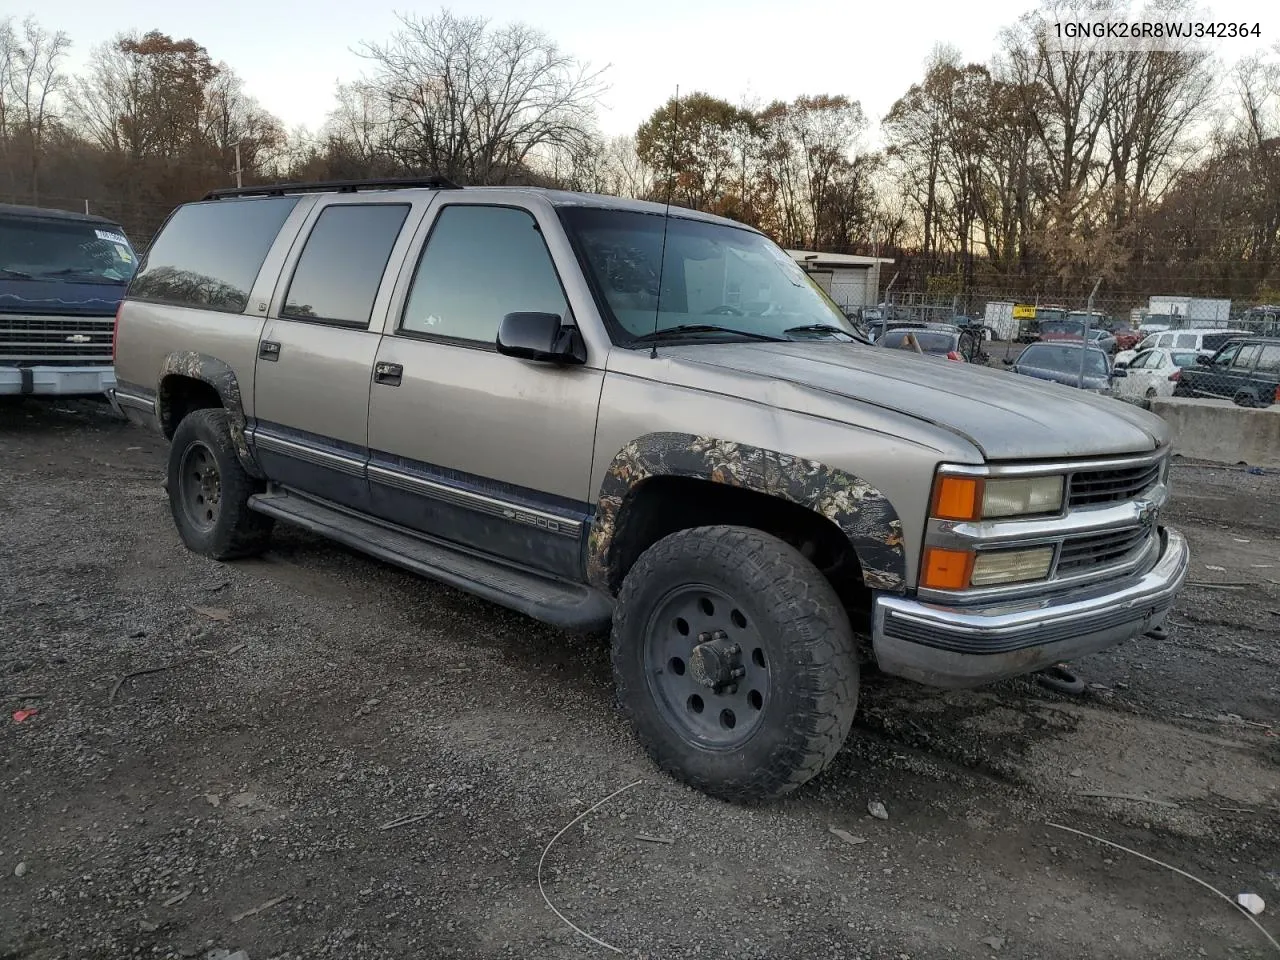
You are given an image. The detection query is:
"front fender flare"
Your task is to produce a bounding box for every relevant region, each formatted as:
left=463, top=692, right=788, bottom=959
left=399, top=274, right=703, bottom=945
left=586, top=432, right=907, bottom=593
left=158, top=351, right=262, bottom=478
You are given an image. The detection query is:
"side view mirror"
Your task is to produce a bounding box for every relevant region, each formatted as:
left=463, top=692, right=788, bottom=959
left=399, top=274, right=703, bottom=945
left=1195, top=354, right=1211, bottom=365
left=1113, top=361, right=1128, bottom=370
left=496, top=312, right=587, bottom=365
left=1001, top=358, right=1014, bottom=366
left=1111, top=368, right=1128, bottom=378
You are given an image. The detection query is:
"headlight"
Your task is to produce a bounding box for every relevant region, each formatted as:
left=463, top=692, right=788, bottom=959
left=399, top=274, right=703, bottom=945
left=920, top=544, right=1055, bottom=589
left=981, top=477, right=1064, bottom=518
left=931, top=474, right=1064, bottom=521
left=970, top=547, right=1055, bottom=586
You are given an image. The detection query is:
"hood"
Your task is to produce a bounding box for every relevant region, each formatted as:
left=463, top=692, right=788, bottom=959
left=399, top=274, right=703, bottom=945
left=658, top=341, right=1168, bottom=461
left=0, top=278, right=127, bottom=317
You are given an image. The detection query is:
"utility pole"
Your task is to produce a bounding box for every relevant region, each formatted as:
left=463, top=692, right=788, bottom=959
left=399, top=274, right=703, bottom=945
left=232, top=141, right=244, bottom=189
left=1079, top=277, right=1102, bottom=388
left=884, top=271, right=899, bottom=320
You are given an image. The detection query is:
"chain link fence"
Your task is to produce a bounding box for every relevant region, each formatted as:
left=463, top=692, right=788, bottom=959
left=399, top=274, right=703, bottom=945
left=853, top=289, right=1280, bottom=409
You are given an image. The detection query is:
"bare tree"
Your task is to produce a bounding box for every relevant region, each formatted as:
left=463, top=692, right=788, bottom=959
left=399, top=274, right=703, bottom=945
left=1099, top=3, right=1214, bottom=229
left=0, top=16, right=71, bottom=202
left=353, top=8, right=606, bottom=184
left=1002, top=0, right=1115, bottom=217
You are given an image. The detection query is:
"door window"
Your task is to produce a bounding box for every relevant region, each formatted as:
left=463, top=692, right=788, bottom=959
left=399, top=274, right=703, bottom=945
left=400, top=205, right=568, bottom=344
left=1130, top=350, right=1157, bottom=369
left=1212, top=343, right=1242, bottom=366
left=1232, top=343, right=1262, bottom=371
left=282, top=203, right=410, bottom=327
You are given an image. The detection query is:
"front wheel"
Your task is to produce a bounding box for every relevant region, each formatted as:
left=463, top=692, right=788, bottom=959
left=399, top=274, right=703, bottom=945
left=611, top=525, right=859, bottom=802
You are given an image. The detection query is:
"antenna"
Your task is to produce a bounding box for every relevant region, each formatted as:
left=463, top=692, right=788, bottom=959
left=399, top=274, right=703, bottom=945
left=650, top=85, right=679, bottom=360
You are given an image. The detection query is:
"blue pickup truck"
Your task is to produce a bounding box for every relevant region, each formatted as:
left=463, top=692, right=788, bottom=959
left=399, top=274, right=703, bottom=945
left=1, top=203, right=139, bottom=398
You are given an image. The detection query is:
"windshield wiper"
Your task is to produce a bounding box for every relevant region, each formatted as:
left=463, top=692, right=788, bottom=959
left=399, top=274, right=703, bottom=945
left=37, top=268, right=109, bottom=279
left=783, top=323, right=861, bottom=342
left=630, top=324, right=786, bottom=344
left=0, top=268, right=36, bottom=279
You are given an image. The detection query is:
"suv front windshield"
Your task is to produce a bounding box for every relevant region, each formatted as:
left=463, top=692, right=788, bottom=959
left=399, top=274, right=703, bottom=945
left=0, top=215, right=137, bottom=283
left=558, top=206, right=861, bottom=344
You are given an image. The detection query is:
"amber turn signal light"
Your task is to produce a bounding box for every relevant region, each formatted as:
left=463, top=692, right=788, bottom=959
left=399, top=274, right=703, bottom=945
left=931, top=476, right=983, bottom=522
left=920, top=547, right=975, bottom=590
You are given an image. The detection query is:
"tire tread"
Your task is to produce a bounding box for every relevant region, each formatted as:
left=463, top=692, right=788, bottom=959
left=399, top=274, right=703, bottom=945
left=611, top=525, right=858, bottom=802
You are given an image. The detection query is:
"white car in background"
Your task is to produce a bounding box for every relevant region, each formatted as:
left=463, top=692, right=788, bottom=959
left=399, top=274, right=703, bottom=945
left=1114, top=328, right=1249, bottom=367
left=1112, top=347, right=1201, bottom=400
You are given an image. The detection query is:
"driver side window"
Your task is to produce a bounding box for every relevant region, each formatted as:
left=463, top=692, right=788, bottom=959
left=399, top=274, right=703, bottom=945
left=400, top=204, right=567, bottom=344
left=1214, top=343, right=1242, bottom=366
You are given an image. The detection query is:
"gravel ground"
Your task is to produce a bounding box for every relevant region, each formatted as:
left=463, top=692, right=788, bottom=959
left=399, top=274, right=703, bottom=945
left=2, top=398, right=1278, bottom=960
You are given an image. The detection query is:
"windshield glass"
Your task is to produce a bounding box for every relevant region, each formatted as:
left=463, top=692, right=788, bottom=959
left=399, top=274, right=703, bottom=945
left=0, top=215, right=137, bottom=283
left=1020, top=344, right=1109, bottom=376
left=879, top=330, right=956, bottom=353
left=1039, top=319, right=1085, bottom=336
left=558, top=207, right=859, bottom=343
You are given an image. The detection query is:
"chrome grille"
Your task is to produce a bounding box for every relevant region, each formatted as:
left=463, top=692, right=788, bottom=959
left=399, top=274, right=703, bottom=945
left=0, top=314, right=114, bottom=366
left=1057, top=526, right=1153, bottom=574
left=1069, top=461, right=1162, bottom=507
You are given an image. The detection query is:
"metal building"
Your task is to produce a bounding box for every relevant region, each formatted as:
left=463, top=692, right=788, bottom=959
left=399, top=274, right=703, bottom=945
left=787, top=250, right=894, bottom=313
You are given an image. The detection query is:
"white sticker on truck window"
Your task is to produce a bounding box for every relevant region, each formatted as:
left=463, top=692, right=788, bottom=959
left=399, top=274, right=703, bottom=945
left=95, top=229, right=129, bottom=246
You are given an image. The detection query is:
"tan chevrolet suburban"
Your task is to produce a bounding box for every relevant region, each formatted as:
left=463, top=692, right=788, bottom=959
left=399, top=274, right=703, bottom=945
left=110, top=177, right=1189, bottom=801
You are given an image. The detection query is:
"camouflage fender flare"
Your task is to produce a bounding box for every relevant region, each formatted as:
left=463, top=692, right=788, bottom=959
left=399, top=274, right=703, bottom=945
left=585, top=432, right=907, bottom=593
left=158, top=351, right=263, bottom=478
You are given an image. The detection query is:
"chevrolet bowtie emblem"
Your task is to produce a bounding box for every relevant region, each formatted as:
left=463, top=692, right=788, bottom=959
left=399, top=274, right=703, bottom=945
left=66, top=334, right=92, bottom=343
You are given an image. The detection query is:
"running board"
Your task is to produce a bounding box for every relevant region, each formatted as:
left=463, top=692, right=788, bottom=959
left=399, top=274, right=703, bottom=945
left=247, top=489, right=613, bottom=634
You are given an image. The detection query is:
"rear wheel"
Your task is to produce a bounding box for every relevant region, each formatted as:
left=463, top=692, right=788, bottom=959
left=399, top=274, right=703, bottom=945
left=611, top=525, right=859, bottom=802
left=167, top=407, right=272, bottom=559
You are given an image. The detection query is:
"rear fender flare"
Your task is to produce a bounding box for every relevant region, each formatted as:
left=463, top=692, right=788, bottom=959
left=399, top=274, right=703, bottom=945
left=158, top=351, right=262, bottom=477
left=586, top=431, right=907, bottom=593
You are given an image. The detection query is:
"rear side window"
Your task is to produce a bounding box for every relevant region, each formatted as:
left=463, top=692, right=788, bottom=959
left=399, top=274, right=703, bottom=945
left=129, top=197, right=299, bottom=313
left=282, top=204, right=410, bottom=327
left=1174, top=333, right=1197, bottom=348
left=1256, top=344, right=1280, bottom=373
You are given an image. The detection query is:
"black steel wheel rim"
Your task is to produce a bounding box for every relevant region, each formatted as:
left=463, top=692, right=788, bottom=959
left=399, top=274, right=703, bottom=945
left=642, top=583, right=771, bottom=750
left=179, top=441, right=221, bottom=533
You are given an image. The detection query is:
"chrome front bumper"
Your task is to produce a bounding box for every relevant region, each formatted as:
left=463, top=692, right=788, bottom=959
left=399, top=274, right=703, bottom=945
left=872, top=527, right=1189, bottom=689
left=0, top=364, right=115, bottom=397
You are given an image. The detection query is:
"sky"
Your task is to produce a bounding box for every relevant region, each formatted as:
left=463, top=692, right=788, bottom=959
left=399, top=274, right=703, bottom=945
left=23, top=0, right=1278, bottom=145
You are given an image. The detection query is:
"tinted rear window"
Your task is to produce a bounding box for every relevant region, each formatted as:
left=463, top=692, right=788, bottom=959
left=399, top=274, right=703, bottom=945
left=128, top=197, right=300, bottom=312
left=282, top=204, right=410, bottom=327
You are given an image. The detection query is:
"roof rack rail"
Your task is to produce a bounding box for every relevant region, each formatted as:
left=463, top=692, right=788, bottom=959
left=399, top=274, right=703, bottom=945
left=202, top=176, right=462, bottom=201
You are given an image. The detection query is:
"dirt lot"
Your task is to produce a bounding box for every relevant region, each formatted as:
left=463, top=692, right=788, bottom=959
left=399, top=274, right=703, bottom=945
left=2, top=398, right=1278, bottom=960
